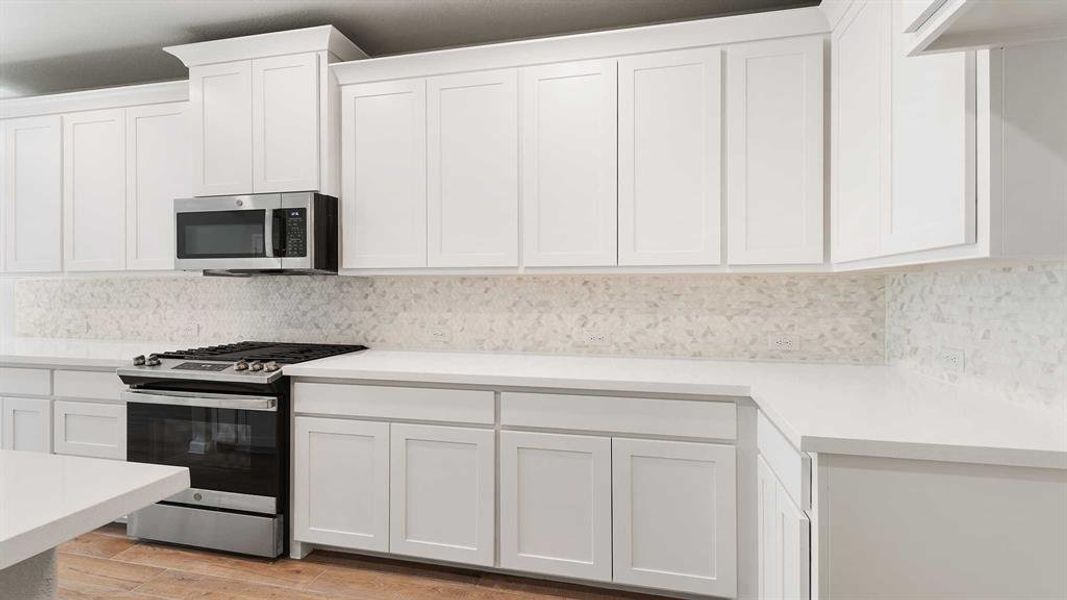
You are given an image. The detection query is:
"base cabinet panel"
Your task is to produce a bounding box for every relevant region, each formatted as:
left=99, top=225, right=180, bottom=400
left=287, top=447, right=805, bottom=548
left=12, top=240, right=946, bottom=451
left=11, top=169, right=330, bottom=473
left=1, top=397, right=51, bottom=453
left=612, top=438, right=737, bottom=597
left=499, top=431, right=612, bottom=582
left=294, top=417, right=389, bottom=551
left=758, top=455, right=810, bottom=600
left=389, top=424, right=495, bottom=566
left=52, top=400, right=126, bottom=460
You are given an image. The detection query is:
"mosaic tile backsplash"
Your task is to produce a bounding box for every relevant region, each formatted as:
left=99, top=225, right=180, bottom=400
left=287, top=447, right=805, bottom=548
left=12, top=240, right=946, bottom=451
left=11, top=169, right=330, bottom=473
left=886, top=261, right=1067, bottom=406
left=13, top=274, right=886, bottom=363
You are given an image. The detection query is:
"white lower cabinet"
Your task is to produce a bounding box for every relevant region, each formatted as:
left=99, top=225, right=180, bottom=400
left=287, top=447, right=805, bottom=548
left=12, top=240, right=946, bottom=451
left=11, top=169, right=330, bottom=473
left=1, top=397, right=51, bottom=452
left=613, top=438, right=737, bottom=597
left=389, top=424, right=495, bottom=565
left=757, top=455, right=810, bottom=600
left=294, top=417, right=390, bottom=551
left=499, top=431, right=613, bottom=582
left=52, top=401, right=126, bottom=459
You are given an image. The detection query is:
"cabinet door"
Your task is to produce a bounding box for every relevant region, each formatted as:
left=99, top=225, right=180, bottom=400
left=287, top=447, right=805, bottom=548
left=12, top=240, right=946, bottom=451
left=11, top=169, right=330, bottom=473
left=389, top=424, right=494, bottom=565
left=293, top=417, right=389, bottom=551
left=190, top=61, right=253, bottom=196
left=727, top=37, right=824, bottom=265
left=52, top=400, right=126, bottom=460
left=831, top=0, right=892, bottom=262
left=341, top=79, right=427, bottom=268
left=252, top=52, right=320, bottom=193
left=126, top=103, right=190, bottom=270
left=758, top=456, right=810, bottom=600
left=613, top=438, right=737, bottom=597
left=1, top=116, right=63, bottom=272
left=427, top=70, right=519, bottom=267
left=521, top=59, right=617, bottom=266
left=618, top=48, right=721, bottom=266
left=884, top=1, right=976, bottom=255
left=1, top=397, right=51, bottom=453
left=64, top=108, right=126, bottom=271
left=500, top=431, right=612, bottom=582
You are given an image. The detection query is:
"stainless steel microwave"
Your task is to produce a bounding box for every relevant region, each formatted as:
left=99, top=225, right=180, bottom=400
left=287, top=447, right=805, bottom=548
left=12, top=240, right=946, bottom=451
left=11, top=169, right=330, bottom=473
left=174, top=192, right=337, bottom=274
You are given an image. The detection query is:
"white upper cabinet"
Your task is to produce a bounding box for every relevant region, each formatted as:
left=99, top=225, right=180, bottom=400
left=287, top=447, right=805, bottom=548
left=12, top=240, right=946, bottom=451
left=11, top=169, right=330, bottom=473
left=618, top=48, right=722, bottom=266
left=885, top=1, right=975, bottom=256
left=612, top=438, right=737, bottom=597
left=252, top=53, right=320, bottom=193
left=1, top=115, right=62, bottom=273
left=727, top=37, right=824, bottom=265
left=189, top=61, right=253, bottom=196
left=125, top=102, right=190, bottom=270
left=427, top=69, right=519, bottom=267
left=830, top=0, right=892, bottom=263
left=341, top=79, right=427, bottom=268
left=63, top=108, right=126, bottom=271
left=521, top=59, right=618, bottom=267
left=903, top=0, right=1067, bottom=56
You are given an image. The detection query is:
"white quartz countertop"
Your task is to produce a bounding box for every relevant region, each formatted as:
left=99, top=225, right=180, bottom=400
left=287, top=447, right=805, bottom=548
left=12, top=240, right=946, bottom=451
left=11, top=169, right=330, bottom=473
left=0, top=337, right=200, bottom=369
left=0, top=451, right=189, bottom=569
left=285, top=349, right=1067, bottom=470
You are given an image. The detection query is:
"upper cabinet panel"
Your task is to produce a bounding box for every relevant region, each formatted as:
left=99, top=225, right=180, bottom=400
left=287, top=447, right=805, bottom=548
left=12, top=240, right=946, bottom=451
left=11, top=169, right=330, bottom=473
left=1, top=115, right=63, bottom=273
left=726, top=36, right=824, bottom=265
left=341, top=79, right=427, bottom=268
left=252, top=53, right=320, bottom=193
left=521, top=59, right=618, bottom=267
left=426, top=69, right=519, bottom=267
left=190, top=61, right=253, bottom=196
left=63, top=108, right=127, bottom=272
left=830, top=0, right=891, bottom=263
left=618, top=48, right=722, bottom=266
left=126, top=103, right=190, bottom=271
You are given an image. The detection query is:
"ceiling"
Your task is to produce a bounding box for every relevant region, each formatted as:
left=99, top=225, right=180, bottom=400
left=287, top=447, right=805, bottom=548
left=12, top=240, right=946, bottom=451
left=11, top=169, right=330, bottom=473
left=0, top=0, right=817, bottom=99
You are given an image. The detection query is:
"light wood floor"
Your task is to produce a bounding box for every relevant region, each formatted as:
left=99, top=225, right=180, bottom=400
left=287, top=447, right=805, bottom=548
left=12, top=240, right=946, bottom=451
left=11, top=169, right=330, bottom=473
left=57, top=524, right=665, bottom=600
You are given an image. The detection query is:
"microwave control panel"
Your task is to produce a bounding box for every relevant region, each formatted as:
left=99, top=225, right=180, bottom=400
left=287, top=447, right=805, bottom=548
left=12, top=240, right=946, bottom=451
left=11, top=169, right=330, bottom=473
left=284, top=208, right=307, bottom=257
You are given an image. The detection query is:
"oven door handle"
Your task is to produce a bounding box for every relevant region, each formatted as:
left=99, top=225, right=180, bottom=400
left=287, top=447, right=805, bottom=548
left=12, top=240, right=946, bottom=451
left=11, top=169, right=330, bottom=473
left=122, top=389, right=278, bottom=412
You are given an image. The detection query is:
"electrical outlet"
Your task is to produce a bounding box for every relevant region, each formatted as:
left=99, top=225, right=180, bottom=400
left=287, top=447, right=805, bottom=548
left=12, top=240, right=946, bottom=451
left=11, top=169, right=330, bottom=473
left=582, top=332, right=609, bottom=347
left=767, top=334, right=798, bottom=352
left=428, top=327, right=452, bottom=343
left=937, top=348, right=966, bottom=374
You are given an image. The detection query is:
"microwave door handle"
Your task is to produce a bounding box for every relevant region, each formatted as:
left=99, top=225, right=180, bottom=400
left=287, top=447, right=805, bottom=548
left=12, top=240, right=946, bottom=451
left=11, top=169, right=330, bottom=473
left=269, top=208, right=285, bottom=258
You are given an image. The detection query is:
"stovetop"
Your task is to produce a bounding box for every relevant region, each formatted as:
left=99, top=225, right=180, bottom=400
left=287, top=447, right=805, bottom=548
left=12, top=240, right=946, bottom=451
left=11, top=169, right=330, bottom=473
left=157, top=341, right=368, bottom=364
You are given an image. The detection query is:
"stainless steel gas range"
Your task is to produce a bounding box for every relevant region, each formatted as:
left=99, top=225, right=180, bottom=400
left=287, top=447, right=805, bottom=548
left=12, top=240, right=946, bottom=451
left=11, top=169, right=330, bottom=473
left=117, top=341, right=366, bottom=557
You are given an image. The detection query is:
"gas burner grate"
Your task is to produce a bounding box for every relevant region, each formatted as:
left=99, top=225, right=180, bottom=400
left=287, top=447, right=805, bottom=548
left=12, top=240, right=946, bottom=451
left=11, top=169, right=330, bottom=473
left=157, top=341, right=367, bottom=364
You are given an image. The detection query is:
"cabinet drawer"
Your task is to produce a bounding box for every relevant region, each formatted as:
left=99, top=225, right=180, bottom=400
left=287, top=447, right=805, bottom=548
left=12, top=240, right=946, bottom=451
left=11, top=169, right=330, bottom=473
left=501, top=392, right=736, bottom=439
left=53, top=400, right=126, bottom=460
left=0, top=367, right=51, bottom=396
left=293, top=382, right=494, bottom=424
left=757, top=411, right=810, bottom=511
left=53, top=370, right=124, bottom=401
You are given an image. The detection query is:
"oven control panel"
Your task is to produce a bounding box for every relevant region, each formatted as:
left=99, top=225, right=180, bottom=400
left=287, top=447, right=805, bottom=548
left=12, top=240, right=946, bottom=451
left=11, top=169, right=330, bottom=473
left=173, top=362, right=231, bottom=371
left=283, top=208, right=307, bottom=257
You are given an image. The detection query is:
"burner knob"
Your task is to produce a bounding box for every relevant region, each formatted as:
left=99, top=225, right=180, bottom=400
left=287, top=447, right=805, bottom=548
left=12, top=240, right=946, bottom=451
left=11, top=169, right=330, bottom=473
left=145, top=356, right=161, bottom=367
left=234, top=360, right=248, bottom=371
left=249, top=361, right=264, bottom=372
left=263, top=361, right=280, bottom=373
left=132, top=355, right=146, bottom=366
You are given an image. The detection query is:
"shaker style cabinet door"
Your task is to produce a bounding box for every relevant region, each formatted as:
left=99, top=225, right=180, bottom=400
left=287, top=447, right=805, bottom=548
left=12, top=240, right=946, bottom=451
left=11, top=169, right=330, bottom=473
left=426, top=69, right=519, bottom=267
left=831, top=0, right=892, bottom=263
left=521, top=59, right=617, bottom=267
left=341, top=79, right=427, bottom=268
left=63, top=108, right=127, bottom=272
left=884, top=0, right=976, bottom=256
left=293, top=417, right=389, bottom=551
left=1, top=115, right=63, bottom=273
left=612, top=438, right=737, bottom=597
left=252, top=52, right=320, bottom=193
left=727, top=37, right=825, bottom=265
left=757, top=456, right=811, bottom=600
left=52, top=401, right=126, bottom=460
left=499, top=431, right=612, bottom=582
left=618, top=48, right=722, bottom=266
left=126, top=103, right=190, bottom=270
left=1, top=397, right=52, bottom=453
left=190, top=60, right=253, bottom=196
left=389, top=424, right=495, bottom=566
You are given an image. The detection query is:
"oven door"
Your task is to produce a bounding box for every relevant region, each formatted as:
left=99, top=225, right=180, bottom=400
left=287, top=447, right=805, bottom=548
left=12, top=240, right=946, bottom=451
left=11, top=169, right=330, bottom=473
left=174, top=195, right=283, bottom=270
left=125, top=389, right=280, bottom=512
